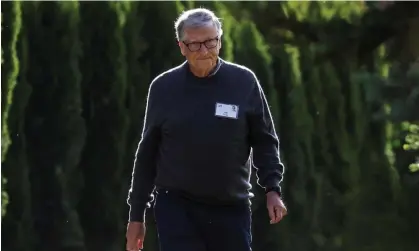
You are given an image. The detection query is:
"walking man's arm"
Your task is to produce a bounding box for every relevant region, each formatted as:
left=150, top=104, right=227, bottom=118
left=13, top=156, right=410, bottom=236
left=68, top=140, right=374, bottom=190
left=126, top=81, right=163, bottom=250
left=248, top=76, right=287, bottom=224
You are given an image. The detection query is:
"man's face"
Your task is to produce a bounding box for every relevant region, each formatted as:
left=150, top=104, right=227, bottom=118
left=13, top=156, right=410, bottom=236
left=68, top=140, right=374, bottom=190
left=179, top=26, right=221, bottom=71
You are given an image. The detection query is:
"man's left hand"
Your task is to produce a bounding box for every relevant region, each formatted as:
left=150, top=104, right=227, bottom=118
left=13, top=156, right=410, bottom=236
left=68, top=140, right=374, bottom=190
left=266, top=191, right=287, bottom=224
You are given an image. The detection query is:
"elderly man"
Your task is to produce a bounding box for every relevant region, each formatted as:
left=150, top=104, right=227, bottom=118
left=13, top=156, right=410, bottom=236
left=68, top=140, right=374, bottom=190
left=126, top=8, right=287, bottom=251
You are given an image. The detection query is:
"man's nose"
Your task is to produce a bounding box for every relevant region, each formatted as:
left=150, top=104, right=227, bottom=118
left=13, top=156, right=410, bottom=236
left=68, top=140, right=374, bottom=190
left=199, top=45, right=209, bottom=54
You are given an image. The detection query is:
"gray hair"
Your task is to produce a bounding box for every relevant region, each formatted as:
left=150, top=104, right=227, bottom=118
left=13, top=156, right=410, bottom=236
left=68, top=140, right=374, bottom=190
left=174, top=8, right=223, bottom=41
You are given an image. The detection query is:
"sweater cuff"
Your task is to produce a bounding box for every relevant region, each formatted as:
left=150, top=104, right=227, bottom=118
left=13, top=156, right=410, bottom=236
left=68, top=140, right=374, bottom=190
left=264, top=175, right=281, bottom=189
left=129, top=204, right=147, bottom=223
left=265, top=186, right=282, bottom=197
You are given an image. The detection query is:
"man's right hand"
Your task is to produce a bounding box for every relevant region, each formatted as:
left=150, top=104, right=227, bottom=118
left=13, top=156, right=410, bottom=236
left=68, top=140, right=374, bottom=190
left=126, top=221, right=146, bottom=251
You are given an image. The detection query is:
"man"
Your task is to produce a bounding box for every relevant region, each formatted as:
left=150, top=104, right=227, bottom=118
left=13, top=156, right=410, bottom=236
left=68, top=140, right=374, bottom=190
left=126, top=8, right=287, bottom=251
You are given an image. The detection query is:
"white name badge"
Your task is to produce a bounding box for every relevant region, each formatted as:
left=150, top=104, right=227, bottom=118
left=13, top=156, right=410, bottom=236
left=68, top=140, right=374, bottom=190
left=215, top=103, right=239, bottom=119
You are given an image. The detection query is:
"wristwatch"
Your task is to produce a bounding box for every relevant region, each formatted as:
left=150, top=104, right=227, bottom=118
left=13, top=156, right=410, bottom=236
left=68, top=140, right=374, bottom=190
left=265, top=186, right=282, bottom=197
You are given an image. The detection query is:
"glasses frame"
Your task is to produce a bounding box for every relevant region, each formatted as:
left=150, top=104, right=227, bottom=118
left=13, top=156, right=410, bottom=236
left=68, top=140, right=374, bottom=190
left=182, top=37, right=220, bottom=52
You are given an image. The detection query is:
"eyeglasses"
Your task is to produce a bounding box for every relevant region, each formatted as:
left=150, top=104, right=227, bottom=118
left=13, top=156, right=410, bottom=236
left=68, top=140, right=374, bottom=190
left=182, top=37, right=219, bottom=52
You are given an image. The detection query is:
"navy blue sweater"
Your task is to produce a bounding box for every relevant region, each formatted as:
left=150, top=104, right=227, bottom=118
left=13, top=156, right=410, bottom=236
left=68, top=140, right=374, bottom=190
left=127, top=59, right=285, bottom=222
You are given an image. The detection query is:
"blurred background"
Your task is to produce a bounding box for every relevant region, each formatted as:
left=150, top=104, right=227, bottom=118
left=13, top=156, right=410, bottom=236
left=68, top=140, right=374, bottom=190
left=1, top=1, right=418, bottom=251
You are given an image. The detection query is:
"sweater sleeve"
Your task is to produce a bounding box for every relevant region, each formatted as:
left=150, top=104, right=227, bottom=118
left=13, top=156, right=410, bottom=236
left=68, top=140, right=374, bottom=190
left=127, top=81, right=162, bottom=222
left=248, top=77, right=285, bottom=193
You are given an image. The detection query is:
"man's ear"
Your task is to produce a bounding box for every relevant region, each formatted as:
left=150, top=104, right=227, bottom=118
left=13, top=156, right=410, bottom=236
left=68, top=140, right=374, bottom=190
left=179, top=42, right=187, bottom=56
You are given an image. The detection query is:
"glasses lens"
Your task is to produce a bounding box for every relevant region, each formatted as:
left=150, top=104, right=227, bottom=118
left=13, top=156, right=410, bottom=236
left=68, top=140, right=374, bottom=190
left=188, top=43, right=201, bottom=52
left=205, top=39, right=218, bottom=48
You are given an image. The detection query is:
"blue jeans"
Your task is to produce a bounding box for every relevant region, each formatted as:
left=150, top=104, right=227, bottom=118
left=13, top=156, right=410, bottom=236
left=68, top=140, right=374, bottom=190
left=154, top=189, right=252, bottom=251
